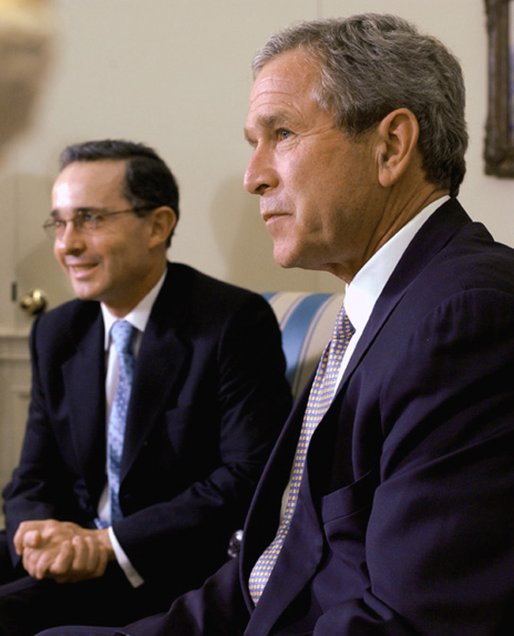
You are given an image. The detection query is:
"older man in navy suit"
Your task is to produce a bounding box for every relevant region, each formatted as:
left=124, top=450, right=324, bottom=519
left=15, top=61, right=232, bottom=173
left=40, top=12, right=514, bottom=636
left=0, top=139, right=292, bottom=635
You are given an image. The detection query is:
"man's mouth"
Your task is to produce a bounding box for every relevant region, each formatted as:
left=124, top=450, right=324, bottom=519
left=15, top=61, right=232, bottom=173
left=261, top=210, right=289, bottom=223
left=66, top=262, right=98, bottom=277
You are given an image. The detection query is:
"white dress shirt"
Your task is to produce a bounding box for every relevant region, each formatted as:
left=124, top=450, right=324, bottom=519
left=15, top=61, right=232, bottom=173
left=339, top=196, right=449, bottom=386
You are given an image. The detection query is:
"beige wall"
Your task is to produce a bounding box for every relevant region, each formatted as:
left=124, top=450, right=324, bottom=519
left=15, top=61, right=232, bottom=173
left=1, top=0, right=513, bottom=333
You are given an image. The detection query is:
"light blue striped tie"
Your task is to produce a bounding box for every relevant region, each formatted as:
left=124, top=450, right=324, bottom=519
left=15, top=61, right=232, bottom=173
left=248, top=306, right=354, bottom=604
left=107, top=320, right=136, bottom=523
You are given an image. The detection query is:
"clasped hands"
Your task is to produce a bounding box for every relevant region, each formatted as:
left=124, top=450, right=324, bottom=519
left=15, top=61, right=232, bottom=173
left=14, top=519, right=114, bottom=583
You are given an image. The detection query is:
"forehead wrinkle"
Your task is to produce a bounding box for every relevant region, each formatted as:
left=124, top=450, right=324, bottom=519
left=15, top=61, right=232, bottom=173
left=250, top=54, right=320, bottom=102
left=252, top=112, right=289, bottom=131
left=247, top=83, right=323, bottom=128
left=245, top=52, right=331, bottom=143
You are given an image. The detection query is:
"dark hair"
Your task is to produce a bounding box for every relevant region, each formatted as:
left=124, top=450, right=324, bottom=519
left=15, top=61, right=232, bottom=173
left=59, top=139, right=180, bottom=246
left=253, top=14, right=468, bottom=196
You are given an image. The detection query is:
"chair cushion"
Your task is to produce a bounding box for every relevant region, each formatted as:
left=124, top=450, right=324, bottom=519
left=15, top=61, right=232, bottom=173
left=263, top=291, right=345, bottom=399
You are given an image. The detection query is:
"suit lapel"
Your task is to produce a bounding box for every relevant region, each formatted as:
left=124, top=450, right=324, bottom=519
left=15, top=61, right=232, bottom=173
left=120, top=265, right=190, bottom=478
left=245, top=474, right=323, bottom=636
left=339, top=198, right=471, bottom=391
left=62, top=306, right=106, bottom=497
left=241, top=387, right=320, bottom=632
left=241, top=391, right=310, bottom=570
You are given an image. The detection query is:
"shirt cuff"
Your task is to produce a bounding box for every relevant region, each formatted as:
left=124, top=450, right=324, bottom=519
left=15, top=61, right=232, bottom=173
left=107, top=526, right=144, bottom=588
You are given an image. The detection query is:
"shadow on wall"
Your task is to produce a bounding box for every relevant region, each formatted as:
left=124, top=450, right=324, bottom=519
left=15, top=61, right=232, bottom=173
left=210, top=174, right=324, bottom=294
left=4, top=172, right=73, bottom=321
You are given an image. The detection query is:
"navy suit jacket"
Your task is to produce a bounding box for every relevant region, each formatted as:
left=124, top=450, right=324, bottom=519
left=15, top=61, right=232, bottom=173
left=2, top=262, right=292, bottom=601
left=122, top=200, right=514, bottom=635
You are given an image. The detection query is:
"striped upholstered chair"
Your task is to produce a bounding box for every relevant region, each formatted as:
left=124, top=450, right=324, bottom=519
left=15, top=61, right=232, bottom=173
left=263, top=291, right=345, bottom=400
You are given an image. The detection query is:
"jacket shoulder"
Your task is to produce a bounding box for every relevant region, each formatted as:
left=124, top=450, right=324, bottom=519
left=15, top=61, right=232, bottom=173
left=35, top=297, right=98, bottom=331
left=30, top=298, right=100, bottom=356
left=167, top=262, right=268, bottom=309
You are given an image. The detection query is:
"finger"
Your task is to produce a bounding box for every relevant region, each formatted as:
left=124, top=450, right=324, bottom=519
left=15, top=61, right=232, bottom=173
left=71, top=535, right=104, bottom=580
left=48, top=540, right=74, bottom=578
left=13, top=527, right=24, bottom=554
left=33, top=548, right=57, bottom=580
left=40, top=519, right=62, bottom=542
left=22, top=547, right=38, bottom=576
left=14, top=522, right=34, bottom=554
left=71, top=535, right=91, bottom=573
left=22, top=546, right=48, bottom=577
left=53, top=537, right=89, bottom=583
left=23, top=529, right=43, bottom=549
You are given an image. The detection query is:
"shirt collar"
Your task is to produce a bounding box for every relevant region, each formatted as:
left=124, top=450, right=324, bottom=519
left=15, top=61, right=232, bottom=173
left=345, top=196, right=449, bottom=334
left=101, top=269, right=167, bottom=350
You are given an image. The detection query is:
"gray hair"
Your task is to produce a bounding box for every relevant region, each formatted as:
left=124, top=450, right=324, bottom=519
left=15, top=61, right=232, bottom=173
left=252, top=13, right=468, bottom=196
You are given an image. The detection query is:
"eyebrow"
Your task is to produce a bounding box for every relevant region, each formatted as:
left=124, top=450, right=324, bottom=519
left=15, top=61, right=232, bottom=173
left=244, top=112, right=291, bottom=144
left=50, top=206, right=103, bottom=217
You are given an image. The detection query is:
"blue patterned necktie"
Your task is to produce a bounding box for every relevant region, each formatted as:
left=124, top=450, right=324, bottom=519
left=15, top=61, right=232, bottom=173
left=248, top=305, right=355, bottom=604
left=107, top=320, right=136, bottom=523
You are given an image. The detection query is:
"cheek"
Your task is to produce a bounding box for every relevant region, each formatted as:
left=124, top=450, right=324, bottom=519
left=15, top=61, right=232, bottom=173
left=53, top=244, right=67, bottom=269
left=293, top=188, right=329, bottom=233
left=92, top=236, right=125, bottom=266
left=287, top=162, right=339, bottom=220
left=107, top=242, right=144, bottom=278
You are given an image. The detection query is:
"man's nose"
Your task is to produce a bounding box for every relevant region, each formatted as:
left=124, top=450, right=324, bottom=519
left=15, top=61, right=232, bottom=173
left=54, top=220, right=86, bottom=253
left=244, top=146, right=278, bottom=195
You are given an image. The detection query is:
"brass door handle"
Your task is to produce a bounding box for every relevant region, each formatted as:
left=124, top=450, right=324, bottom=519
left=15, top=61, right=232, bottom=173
left=19, top=288, right=47, bottom=315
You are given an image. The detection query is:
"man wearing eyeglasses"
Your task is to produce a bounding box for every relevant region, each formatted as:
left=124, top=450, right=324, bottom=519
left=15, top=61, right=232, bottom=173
left=0, top=139, right=292, bottom=635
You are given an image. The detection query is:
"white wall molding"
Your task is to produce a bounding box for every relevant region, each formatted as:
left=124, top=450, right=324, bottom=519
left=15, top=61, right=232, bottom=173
left=0, top=332, right=30, bottom=493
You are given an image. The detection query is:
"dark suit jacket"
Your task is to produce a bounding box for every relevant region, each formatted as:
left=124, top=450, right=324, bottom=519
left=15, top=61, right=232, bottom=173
left=123, top=200, right=514, bottom=635
left=2, top=262, right=292, bottom=604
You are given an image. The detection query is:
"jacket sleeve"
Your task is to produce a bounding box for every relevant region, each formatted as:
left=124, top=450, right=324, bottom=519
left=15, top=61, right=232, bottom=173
left=117, top=557, right=249, bottom=636
left=2, top=315, right=93, bottom=564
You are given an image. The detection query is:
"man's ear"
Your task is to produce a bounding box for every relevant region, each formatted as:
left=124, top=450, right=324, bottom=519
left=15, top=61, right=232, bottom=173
left=375, top=108, right=420, bottom=188
left=148, top=206, right=177, bottom=248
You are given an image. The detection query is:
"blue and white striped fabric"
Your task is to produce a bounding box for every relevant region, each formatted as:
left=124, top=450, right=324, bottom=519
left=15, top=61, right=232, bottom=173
left=263, top=291, right=345, bottom=399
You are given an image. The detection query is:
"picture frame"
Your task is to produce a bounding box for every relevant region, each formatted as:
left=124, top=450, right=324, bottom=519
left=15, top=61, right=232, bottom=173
left=484, top=0, right=514, bottom=176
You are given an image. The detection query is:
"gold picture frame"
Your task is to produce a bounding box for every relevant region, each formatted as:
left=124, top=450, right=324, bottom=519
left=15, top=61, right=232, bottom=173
left=484, top=0, right=514, bottom=176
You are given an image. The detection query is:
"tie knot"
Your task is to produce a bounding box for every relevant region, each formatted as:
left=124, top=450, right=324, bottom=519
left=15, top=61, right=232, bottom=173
left=111, top=320, right=135, bottom=355
left=332, top=306, right=354, bottom=343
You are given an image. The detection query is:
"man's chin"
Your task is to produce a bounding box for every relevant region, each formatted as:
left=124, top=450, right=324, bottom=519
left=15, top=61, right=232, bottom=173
left=273, top=244, right=298, bottom=269
left=272, top=245, right=309, bottom=271
left=70, top=284, right=100, bottom=302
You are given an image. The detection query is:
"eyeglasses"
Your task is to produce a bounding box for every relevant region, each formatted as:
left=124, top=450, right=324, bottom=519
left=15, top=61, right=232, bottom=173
left=42, top=206, right=155, bottom=239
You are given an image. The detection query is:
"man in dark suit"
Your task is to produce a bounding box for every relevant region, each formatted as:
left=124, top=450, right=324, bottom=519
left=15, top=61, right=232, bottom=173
left=39, top=13, right=514, bottom=636
left=0, top=139, right=292, bottom=634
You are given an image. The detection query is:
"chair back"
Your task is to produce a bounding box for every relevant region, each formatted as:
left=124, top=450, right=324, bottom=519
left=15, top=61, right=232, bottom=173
left=263, top=291, right=345, bottom=400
